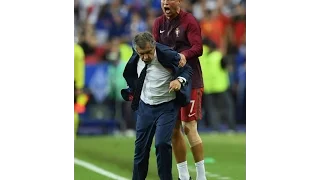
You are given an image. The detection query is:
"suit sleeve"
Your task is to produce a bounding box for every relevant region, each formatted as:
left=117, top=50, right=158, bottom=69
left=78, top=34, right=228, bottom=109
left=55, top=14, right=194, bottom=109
left=180, top=14, right=203, bottom=61
left=123, top=48, right=139, bottom=90
left=171, top=52, right=193, bottom=82
left=121, top=49, right=139, bottom=101
left=177, top=64, right=193, bottom=83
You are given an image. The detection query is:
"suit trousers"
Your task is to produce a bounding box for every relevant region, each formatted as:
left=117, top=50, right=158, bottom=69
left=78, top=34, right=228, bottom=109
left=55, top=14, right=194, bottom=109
left=132, top=100, right=179, bottom=180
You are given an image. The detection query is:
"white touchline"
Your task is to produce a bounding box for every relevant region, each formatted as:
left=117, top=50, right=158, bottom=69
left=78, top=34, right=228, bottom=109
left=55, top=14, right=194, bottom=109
left=74, top=158, right=130, bottom=180
left=188, top=166, right=232, bottom=179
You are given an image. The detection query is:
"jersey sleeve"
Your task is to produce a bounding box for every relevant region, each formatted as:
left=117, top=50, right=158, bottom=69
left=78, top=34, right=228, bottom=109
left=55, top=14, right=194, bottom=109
left=152, top=17, right=161, bottom=42
left=180, top=14, right=203, bottom=60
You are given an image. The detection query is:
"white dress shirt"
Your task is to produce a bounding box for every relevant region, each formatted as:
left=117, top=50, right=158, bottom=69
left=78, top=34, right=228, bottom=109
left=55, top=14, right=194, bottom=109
left=137, top=52, right=176, bottom=105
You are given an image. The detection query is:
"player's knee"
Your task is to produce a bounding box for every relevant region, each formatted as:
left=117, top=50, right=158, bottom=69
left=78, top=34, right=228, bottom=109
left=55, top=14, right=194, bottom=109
left=172, top=120, right=182, bottom=139
left=172, top=128, right=182, bottom=141
left=183, top=121, right=202, bottom=147
left=174, top=119, right=182, bottom=129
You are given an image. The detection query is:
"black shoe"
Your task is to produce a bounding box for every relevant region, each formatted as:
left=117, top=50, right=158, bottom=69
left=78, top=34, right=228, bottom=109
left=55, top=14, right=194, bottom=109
left=178, top=178, right=192, bottom=180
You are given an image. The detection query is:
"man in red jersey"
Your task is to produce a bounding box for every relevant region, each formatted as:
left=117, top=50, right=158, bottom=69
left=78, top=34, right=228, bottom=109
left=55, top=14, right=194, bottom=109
left=153, top=0, right=207, bottom=180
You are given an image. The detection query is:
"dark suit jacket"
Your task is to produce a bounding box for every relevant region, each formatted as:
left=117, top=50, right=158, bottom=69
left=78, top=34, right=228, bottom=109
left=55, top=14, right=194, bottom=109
left=121, top=42, right=193, bottom=107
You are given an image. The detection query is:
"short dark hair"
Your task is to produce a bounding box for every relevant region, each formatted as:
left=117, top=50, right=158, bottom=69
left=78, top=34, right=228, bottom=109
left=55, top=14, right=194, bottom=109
left=132, top=32, right=156, bottom=51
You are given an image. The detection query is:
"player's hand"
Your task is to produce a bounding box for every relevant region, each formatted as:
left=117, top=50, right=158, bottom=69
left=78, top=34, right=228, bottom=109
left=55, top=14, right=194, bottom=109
left=178, top=53, right=186, bottom=68
left=169, top=79, right=181, bottom=93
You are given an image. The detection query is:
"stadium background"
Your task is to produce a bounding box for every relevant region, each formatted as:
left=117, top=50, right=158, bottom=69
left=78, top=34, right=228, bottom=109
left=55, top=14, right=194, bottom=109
left=74, top=0, right=246, bottom=179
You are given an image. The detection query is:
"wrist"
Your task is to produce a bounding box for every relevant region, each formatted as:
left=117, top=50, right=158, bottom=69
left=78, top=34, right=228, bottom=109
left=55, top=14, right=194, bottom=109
left=176, top=77, right=186, bottom=86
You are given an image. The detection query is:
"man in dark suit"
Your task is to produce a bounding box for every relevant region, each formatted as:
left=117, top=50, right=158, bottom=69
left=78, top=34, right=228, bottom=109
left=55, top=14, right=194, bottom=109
left=121, top=32, right=192, bottom=180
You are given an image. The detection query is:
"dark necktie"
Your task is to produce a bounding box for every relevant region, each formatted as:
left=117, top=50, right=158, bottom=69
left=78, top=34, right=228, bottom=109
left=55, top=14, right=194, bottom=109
left=131, top=63, right=148, bottom=111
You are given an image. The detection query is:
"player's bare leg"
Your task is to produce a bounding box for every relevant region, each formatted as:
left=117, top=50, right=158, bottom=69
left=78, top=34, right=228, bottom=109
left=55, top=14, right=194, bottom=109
left=74, top=112, right=79, bottom=140
left=172, top=119, right=191, bottom=180
left=172, top=119, right=187, bottom=162
left=183, top=120, right=207, bottom=180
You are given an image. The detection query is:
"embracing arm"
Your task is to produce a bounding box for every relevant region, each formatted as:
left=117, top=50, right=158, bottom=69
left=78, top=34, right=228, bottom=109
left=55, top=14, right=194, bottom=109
left=177, top=64, right=193, bottom=84
left=180, top=14, right=203, bottom=60
left=163, top=46, right=193, bottom=83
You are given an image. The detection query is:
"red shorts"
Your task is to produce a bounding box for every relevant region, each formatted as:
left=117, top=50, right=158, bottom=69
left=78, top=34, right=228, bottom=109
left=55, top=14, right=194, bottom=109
left=178, top=88, right=204, bottom=122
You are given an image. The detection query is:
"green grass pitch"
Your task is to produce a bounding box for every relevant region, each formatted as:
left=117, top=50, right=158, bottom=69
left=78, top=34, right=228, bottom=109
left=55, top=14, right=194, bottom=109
left=75, top=133, right=245, bottom=180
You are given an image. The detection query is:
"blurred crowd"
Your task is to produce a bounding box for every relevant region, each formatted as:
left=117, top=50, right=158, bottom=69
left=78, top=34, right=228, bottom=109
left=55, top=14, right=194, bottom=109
left=74, top=0, right=246, bottom=134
